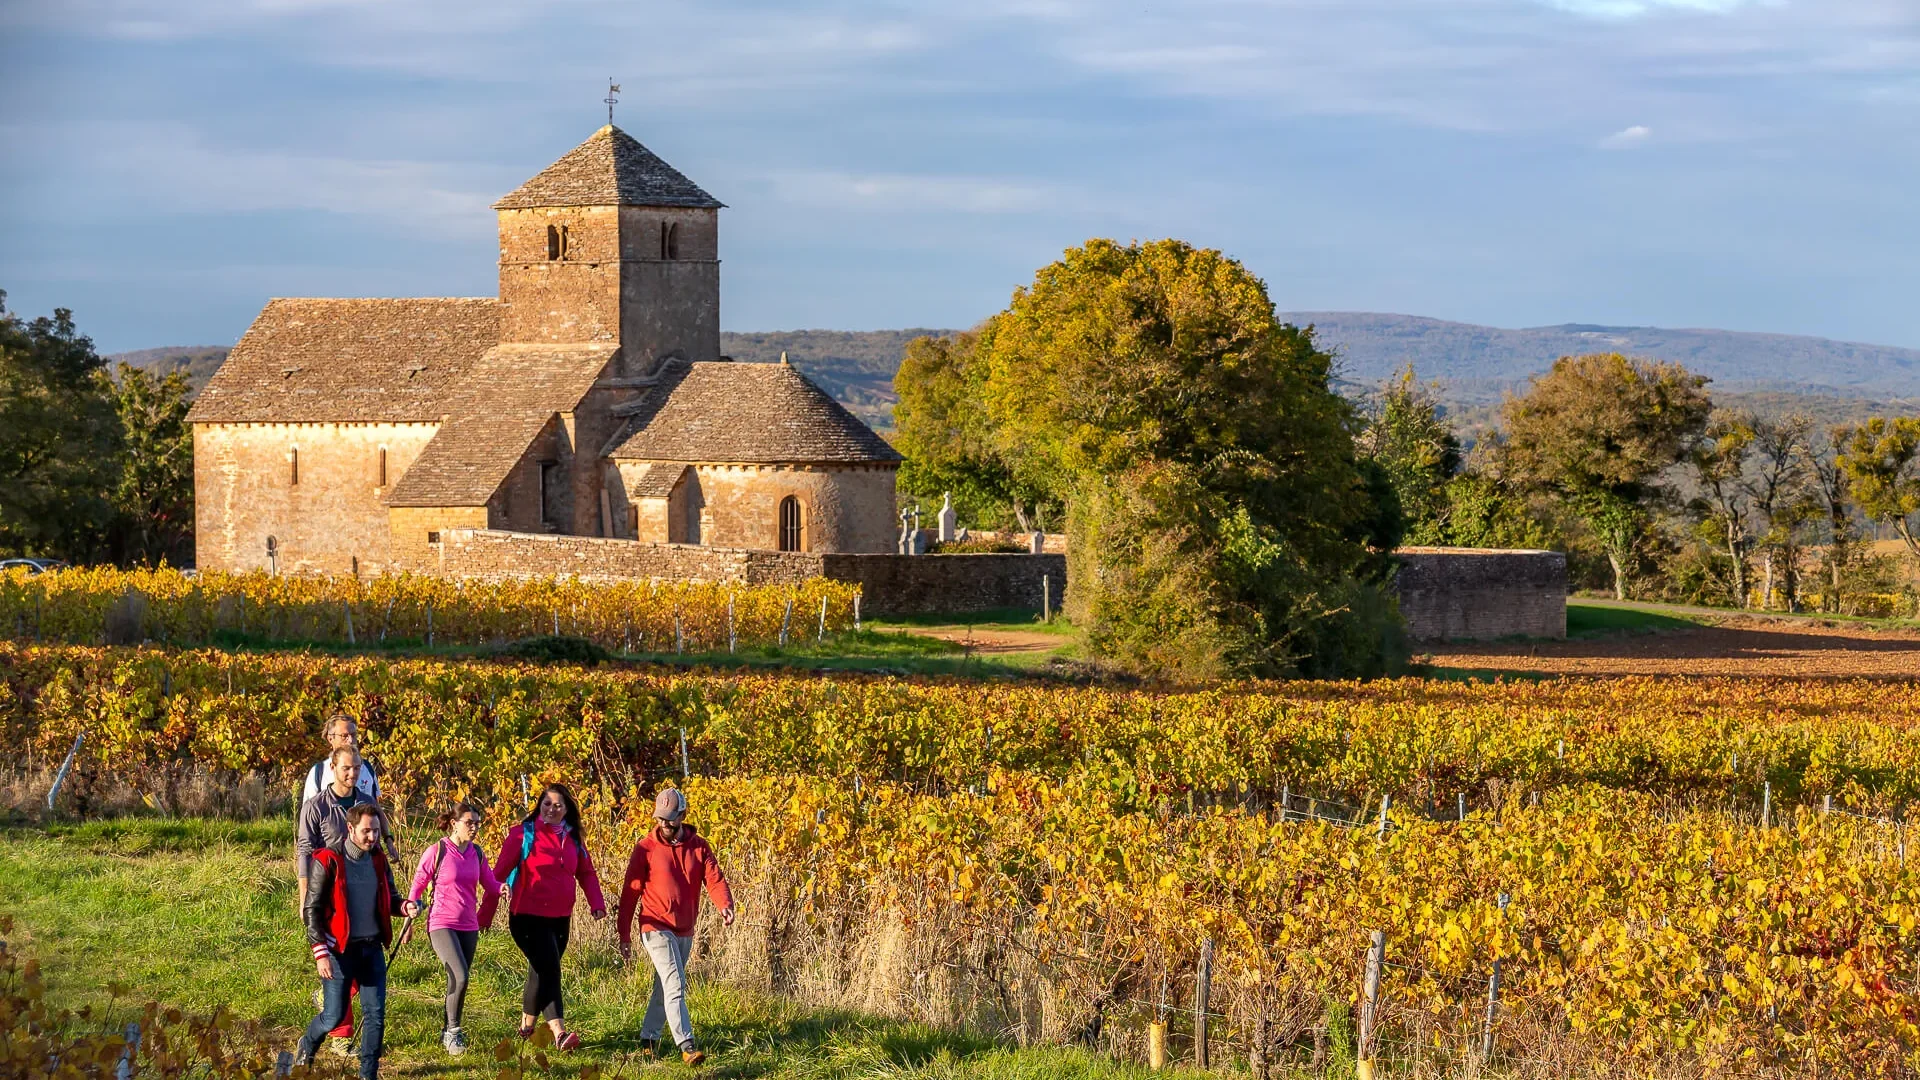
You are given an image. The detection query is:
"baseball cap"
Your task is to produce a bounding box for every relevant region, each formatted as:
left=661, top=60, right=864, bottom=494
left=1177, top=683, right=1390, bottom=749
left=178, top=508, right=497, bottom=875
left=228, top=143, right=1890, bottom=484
left=654, top=788, right=688, bottom=823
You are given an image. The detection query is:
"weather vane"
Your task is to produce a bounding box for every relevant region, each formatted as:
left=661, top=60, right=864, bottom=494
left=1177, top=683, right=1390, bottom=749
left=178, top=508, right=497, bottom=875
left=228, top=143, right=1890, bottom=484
left=605, top=79, right=621, bottom=125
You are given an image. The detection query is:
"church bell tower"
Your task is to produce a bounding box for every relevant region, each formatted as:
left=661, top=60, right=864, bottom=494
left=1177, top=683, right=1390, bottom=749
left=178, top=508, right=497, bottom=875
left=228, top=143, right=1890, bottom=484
left=493, top=125, right=723, bottom=377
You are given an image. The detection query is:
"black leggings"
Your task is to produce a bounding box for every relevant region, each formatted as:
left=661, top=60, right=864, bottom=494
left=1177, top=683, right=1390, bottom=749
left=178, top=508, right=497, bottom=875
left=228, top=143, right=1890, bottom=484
left=509, top=913, right=571, bottom=1021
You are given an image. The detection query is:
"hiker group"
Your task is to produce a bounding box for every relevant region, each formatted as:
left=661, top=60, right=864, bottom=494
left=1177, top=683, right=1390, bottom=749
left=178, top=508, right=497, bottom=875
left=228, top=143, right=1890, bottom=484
left=294, top=714, right=733, bottom=1079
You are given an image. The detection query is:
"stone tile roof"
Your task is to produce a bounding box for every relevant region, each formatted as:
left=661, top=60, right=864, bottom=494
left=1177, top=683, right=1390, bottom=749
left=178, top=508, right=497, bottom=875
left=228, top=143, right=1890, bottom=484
left=629, top=463, right=688, bottom=498
left=186, top=298, right=500, bottom=423
left=605, top=360, right=903, bottom=465
left=384, top=344, right=618, bottom=507
left=493, top=126, right=723, bottom=210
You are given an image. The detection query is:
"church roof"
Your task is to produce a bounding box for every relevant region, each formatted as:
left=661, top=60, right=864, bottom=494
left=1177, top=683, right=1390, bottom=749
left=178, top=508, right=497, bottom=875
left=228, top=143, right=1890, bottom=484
left=384, top=344, right=618, bottom=508
left=493, top=126, right=723, bottom=210
left=186, top=298, right=499, bottom=423
left=605, top=361, right=903, bottom=465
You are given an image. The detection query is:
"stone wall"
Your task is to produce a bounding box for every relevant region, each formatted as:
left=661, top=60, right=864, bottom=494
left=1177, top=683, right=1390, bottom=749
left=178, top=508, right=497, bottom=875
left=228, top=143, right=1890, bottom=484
left=1394, top=546, right=1566, bottom=641
left=815, top=552, right=1066, bottom=615
left=434, top=529, right=1065, bottom=614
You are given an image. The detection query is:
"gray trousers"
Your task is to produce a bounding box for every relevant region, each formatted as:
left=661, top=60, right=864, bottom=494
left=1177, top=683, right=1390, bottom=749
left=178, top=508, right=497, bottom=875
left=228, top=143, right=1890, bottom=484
left=638, top=931, right=695, bottom=1050
left=428, top=928, right=478, bottom=1030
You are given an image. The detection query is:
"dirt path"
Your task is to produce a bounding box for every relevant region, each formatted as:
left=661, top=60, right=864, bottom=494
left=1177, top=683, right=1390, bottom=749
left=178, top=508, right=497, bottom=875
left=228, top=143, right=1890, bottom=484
left=896, top=625, right=1065, bottom=655
left=1428, top=615, right=1920, bottom=678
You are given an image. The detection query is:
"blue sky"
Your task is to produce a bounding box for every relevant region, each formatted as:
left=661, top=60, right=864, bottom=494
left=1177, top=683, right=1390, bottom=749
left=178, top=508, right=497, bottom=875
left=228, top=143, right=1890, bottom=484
left=0, top=0, right=1915, bottom=353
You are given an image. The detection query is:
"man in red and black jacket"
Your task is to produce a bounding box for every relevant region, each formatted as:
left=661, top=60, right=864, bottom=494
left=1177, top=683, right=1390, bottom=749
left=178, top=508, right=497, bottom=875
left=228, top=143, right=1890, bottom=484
left=296, top=803, right=416, bottom=1080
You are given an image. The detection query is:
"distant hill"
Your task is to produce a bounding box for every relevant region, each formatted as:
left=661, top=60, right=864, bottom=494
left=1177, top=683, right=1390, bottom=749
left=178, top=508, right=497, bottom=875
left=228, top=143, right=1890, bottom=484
left=112, top=314, right=1920, bottom=431
left=106, top=346, right=230, bottom=388
left=1284, top=312, right=1920, bottom=404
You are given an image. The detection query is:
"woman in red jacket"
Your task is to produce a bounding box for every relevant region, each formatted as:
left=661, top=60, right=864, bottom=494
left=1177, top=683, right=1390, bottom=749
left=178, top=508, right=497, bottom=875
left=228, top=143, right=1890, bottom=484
left=617, top=788, right=734, bottom=1065
left=495, top=783, right=606, bottom=1051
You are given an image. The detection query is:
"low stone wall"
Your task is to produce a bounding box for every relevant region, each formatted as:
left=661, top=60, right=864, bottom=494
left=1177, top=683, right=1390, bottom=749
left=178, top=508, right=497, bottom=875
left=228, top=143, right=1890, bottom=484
left=435, top=529, right=819, bottom=585
left=817, top=552, right=1066, bottom=615
left=1394, top=546, right=1566, bottom=641
left=434, top=529, right=1066, bottom=615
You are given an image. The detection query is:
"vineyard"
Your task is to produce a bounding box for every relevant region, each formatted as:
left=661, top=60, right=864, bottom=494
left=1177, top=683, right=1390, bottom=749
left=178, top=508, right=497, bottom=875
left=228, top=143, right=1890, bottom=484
left=0, top=567, right=860, bottom=652
left=3, top=643, right=1917, bottom=1076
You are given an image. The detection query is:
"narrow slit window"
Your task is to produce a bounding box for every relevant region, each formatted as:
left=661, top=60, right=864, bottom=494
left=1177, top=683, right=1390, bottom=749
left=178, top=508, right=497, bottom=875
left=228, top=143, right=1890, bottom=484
left=376, top=447, right=388, bottom=487
left=289, top=447, right=299, bottom=486
left=546, top=224, right=560, bottom=260
left=659, top=222, right=669, bottom=260
left=778, top=495, right=803, bottom=552
left=559, top=224, right=570, bottom=259
left=665, top=222, right=680, bottom=260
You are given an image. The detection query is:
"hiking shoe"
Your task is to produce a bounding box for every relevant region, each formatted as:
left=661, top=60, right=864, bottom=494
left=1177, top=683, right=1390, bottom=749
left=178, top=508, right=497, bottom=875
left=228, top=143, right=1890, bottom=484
left=443, top=1027, right=468, bottom=1056
left=326, top=1036, right=356, bottom=1058
left=555, top=1030, right=581, bottom=1053
left=681, top=1048, right=706, bottom=1066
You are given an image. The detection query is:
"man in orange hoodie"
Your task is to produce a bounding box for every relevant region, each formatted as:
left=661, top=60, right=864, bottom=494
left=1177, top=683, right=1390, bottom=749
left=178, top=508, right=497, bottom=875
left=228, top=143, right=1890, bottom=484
left=617, top=788, right=735, bottom=1066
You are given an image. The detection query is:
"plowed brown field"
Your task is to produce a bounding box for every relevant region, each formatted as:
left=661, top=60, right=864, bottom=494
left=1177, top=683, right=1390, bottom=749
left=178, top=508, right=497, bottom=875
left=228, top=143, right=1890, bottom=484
left=1426, top=614, right=1920, bottom=678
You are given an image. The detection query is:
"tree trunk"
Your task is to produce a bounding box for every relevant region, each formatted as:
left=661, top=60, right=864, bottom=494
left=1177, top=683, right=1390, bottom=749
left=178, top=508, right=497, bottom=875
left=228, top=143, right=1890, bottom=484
left=1761, top=551, right=1775, bottom=611
left=1725, top=525, right=1747, bottom=608
left=1607, top=550, right=1628, bottom=601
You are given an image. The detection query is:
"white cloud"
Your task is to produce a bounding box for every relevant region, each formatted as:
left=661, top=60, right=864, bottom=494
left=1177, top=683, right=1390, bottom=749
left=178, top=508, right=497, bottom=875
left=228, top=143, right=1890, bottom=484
left=1536, top=0, right=1772, bottom=17
left=765, top=170, right=1068, bottom=215
left=1600, top=124, right=1653, bottom=148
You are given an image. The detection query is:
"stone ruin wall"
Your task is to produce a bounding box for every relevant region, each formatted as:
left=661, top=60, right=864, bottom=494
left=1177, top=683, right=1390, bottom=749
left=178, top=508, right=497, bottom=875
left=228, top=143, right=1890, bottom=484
left=433, top=529, right=1065, bottom=615
left=1394, top=546, right=1567, bottom=642
left=430, top=532, right=1560, bottom=632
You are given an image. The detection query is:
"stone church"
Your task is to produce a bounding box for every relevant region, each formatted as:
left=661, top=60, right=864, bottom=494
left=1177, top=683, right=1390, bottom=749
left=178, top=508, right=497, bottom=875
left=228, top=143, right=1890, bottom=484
left=188, top=126, right=902, bottom=577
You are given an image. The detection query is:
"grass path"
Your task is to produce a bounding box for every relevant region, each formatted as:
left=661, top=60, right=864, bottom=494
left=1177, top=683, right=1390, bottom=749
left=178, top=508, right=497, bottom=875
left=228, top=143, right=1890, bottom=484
left=1, top=818, right=1178, bottom=1080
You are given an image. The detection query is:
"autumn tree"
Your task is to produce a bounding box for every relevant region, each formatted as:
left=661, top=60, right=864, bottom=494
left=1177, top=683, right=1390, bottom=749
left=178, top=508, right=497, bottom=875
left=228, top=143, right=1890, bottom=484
left=0, top=291, right=120, bottom=559
left=1500, top=353, right=1711, bottom=600
left=1745, top=415, right=1817, bottom=610
left=1357, top=367, right=1461, bottom=544
left=1837, top=417, right=1920, bottom=559
left=893, top=330, right=1058, bottom=532
left=106, top=363, right=195, bottom=565
left=1803, top=426, right=1860, bottom=612
left=1687, top=412, right=1756, bottom=606
left=894, top=239, right=1401, bottom=679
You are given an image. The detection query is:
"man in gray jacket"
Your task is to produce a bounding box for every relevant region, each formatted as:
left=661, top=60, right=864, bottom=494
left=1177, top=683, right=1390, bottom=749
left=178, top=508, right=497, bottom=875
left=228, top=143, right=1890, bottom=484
left=297, top=745, right=379, bottom=1057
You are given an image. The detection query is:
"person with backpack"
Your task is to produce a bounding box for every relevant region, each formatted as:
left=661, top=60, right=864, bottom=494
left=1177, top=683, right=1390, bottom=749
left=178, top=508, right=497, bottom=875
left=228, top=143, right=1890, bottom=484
left=295, top=745, right=381, bottom=1057
left=407, top=800, right=502, bottom=1057
left=495, top=783, right=606, bottom=1052
left=296, top=803, right=417, bottom=1080
left=302, top=713, right=379, bottom=803
left=616, top=788, right=735, bottom=1066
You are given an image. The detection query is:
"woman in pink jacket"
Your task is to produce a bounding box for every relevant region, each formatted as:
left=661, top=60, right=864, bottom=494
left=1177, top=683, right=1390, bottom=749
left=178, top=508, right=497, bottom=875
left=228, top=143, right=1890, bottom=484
left=408, top=800, right=501, bottom=1057
left=495, top=784, right=606, bottom=1051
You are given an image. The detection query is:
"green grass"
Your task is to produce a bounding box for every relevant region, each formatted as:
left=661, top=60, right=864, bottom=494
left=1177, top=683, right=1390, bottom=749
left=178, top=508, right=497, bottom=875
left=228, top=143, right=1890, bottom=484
left=198, top=617, right=1086, bottom=681
left=1564, top=601, right=1705, bottom=639
left=0, top=818, right=1187, bottom=1079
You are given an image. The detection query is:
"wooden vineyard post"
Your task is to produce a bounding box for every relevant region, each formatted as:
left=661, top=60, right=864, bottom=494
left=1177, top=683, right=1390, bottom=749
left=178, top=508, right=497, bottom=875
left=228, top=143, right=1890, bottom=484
left=818, top=595, right=828, bottom=641
left=727, top=594, right=736, bottom=653
left=1043, top=574, right=1052, bottom=622
left=853, top=593, right=861, bottom=632
left=1458, top=792, right=1466, bottom=822
left=1376, top=794, right=1391, bottom=840
left=1762, top=781, right=1772, bottom=829
left=1194, top=938, right=1214, bottom=1069
left=780, top=596, right=793, bottom=646
left=426, top=604, right=434, bottom=647
left=343, top=603, right=355, bottom=645
left=1251, top=992, right=1271, bottom=1080
left=1357, top=930, right=1384, bottom=1080
left=1149, top=970, right=1169, bottom=1070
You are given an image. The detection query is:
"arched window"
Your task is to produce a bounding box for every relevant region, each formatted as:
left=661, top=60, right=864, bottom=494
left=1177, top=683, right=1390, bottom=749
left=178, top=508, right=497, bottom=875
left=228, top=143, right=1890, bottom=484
left=666, top=222, right=679, bottom=260
left=546, top=224, right=560, bottom=260
left=778, top=495, right=804, bottom=552
left=559, top=224, right=571, bottom=259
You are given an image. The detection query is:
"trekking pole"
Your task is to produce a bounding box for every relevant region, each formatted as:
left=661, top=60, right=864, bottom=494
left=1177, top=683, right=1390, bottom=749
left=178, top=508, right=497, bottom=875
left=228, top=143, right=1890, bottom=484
left=388, top=912, right=417, bottom=966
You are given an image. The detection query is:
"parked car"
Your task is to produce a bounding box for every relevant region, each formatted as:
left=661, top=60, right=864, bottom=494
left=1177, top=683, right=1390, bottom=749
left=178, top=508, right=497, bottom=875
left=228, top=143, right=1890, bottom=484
left=0, top=558, right=68, bottom=575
